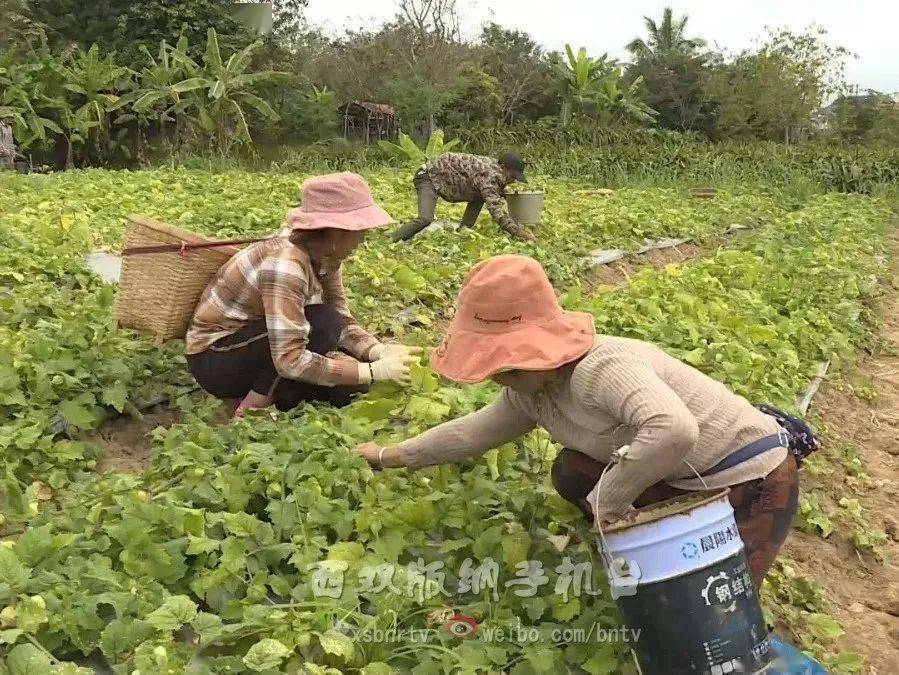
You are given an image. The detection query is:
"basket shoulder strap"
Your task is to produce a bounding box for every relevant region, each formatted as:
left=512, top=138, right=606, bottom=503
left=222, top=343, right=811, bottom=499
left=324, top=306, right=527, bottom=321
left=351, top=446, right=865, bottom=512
left=122, top=236, right=278, bottom=256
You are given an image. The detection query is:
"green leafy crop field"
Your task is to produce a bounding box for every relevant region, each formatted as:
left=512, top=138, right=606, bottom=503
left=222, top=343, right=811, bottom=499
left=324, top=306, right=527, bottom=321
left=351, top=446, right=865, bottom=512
left=0, top=168, right=893, bottom=674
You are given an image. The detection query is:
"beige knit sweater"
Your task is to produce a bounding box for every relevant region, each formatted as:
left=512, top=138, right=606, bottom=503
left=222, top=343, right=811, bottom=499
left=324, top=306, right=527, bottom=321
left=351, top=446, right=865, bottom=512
left=397, top=336, right=786, bottom=519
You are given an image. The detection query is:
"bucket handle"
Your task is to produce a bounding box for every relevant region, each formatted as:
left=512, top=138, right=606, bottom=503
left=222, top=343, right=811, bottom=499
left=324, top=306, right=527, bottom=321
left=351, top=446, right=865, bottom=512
left=607, top=557, right=641, bottom=599
left=594, top=445, right=710, bottom=586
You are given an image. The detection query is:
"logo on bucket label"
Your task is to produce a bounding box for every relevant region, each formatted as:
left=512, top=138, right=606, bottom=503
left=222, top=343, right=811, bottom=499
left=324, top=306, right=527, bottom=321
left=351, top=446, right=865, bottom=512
left=681, top=542, right=699, bottom=559
left=701, top=572, right=737, bottom=613
left=444, top=614, right=478, bottom=639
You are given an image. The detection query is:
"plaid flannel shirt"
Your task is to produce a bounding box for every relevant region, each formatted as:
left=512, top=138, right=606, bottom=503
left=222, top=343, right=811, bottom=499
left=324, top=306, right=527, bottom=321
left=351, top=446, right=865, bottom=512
left=185, top=237, right=378, bottom=386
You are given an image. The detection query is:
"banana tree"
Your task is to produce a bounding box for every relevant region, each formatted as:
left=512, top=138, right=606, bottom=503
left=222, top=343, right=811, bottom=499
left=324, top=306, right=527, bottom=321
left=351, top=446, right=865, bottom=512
left=554, top=44, right=657, bottom=126
left=170, top=28, right=287, bottom=155
left=0, top=53, right=63, bottom=151
left=554, top=45, right=616, bottom=125
left=111, top=39, right=192, bottom=162
left=52, top=100, right=100, bottom=169
left=595, top=71, right=658, bottom=124
left=54, top=44, right=131, bottom=164
left=378, top=130, right=460, bottom=170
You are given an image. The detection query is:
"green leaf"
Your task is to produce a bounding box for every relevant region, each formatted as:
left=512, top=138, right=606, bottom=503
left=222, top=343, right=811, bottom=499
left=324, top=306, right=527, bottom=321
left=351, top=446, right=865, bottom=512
left=191, top=612, right=223, bottom=645
left=0, top=548, right=31, bottom=589
left=205, top=28, right=223, bottom=71
left=580, top=643, right=620, bottom=674
left=5, top=644, right=52, bottom=675
left=346, top=398, right=397, bottom=423
left=806, top=612, right=843, bottom=642
left=100, top=619, right=154, bottom=660
left=316, top=629, right=354, bottom=661
left=371, top=528, right=406, bottom=562
left=0, top=628, right=24, bottom=645
left=242, top=638, right=291, bottom=672
left=50, top=664, right=93, bottom=675
left=410, top=364, right=439, bottom=394
left=521, top=596, right=546, bottom=622
left=501, top=532, right=530, bottom=571
left=524, top=646, right=556, bottom=672
left=827, top=652, right=865, bottom=673
left=101, top=381, right=128, bottom=412
left=58, top=394, right=98, bottom=429
left=472, top=525, right=503, bottom=560
left=14, top=525, right=55, bottom=566
left=16, top=596, right=48, bottom=632
left=145, top=595, right=198, bottom=632
left=229, top=100, right=249, bottom=140
left=210, top=80, right=227, bottom=101
left=439, top=538, right=472, bottom=554
left=171, top=78, right=208, bottom=93
left=361, top=663, right=393, bottom=675
left=551, top=595, right=580, bottom=622
left=405, top=395, right=451, bottom=425
left=241, top=92, right=278, bottom=120
left=222, top=512, right=263, bottom=537
left=392, top=265, right=426, bottom=292
left=185, top=536, right=219, bottom=555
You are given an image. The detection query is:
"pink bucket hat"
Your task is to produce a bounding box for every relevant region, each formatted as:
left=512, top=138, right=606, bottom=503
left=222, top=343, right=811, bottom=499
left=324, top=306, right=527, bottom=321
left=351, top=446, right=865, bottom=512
left=286, top=172, right=393, bottom=231
left=431, top=255, right=596, bottom=384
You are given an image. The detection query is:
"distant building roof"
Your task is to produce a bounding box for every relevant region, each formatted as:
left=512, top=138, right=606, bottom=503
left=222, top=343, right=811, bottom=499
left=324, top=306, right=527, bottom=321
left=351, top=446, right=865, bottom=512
left=340, top=101, right=397, bottom=117
left=820, top=93, right=896, bottom=116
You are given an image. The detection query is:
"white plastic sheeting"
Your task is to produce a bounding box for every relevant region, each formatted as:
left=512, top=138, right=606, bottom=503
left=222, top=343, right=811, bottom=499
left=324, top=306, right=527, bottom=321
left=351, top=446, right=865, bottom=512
left=587, top=236, right=692, bottom=267
left=796, top=361, right=830, bottom=414
left=84, top=251, right=122, bottom=283
left=421, top=219, right=461, bottom=236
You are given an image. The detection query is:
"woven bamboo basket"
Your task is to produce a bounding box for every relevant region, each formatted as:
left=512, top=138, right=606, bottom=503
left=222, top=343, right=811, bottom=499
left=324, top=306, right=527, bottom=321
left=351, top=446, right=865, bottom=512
left=113, top=216, right=244, bottom=346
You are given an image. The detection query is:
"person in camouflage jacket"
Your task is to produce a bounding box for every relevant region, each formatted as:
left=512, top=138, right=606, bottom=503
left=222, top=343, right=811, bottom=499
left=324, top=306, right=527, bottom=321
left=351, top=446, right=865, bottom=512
left=0, top=117, right=16, bottom=171
left=391, top=152, right=535, bottom=242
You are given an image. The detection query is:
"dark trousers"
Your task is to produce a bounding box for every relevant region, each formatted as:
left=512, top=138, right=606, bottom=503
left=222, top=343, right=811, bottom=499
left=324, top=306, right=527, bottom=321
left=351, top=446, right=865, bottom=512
left=391, top=171, right=483, bottom=242
left=551, top=449, right=799, bottom=588
left=187, top=305, right=367, bottom=411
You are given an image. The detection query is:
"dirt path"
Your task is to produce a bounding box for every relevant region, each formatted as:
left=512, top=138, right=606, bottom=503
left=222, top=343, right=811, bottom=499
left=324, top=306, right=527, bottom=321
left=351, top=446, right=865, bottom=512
left=585, top=242, right=703, bottom=289
left=90, top=398, right=233, bottom=473
left=779, top=234, right=899, bottom=673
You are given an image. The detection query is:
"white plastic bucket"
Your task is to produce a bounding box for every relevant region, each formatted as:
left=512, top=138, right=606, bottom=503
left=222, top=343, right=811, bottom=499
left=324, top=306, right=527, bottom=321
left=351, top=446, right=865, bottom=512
left=603, top=491, right=743, bottom=588
left=505, top=191, right=544, bottom=225
left=599, top=490, right=773, bottom=675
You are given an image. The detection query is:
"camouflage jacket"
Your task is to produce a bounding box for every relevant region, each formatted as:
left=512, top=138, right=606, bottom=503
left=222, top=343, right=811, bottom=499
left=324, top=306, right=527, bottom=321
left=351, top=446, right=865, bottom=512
left=423, top=153, right=527, bottom=238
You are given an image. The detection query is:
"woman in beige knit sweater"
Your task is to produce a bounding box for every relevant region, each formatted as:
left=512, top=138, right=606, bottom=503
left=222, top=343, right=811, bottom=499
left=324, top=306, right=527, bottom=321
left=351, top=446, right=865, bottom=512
left=355, top=255, right=800, bottom=585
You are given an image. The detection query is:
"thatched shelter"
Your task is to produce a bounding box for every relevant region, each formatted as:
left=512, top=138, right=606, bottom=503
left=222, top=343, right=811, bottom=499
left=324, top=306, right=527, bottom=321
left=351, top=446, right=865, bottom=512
left=339, top=101, right=399, bottom=143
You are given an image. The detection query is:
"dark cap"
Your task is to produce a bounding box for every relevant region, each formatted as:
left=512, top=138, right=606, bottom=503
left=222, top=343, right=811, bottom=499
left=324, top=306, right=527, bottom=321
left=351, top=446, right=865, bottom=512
left=498, top=152, right=527, bottom=182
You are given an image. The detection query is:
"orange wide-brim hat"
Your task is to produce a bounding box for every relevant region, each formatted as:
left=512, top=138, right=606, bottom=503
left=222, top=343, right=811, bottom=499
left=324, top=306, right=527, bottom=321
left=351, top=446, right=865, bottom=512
left=431, top=255, right=596, bottom=384
left=285, top=172, right=393, bottom=231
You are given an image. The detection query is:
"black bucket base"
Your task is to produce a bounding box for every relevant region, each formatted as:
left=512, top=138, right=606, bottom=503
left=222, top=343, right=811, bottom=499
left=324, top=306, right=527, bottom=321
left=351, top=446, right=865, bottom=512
left=616, top=552, right=771, bottom=674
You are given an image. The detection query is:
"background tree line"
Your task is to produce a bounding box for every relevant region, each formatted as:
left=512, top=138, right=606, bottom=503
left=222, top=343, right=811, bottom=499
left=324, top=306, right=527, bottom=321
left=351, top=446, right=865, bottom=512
left=1, top=0, right=896, bottom=169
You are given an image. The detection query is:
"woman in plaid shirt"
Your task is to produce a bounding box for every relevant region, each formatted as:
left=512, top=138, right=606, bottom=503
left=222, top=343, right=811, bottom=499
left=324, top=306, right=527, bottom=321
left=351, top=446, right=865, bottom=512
left=186, top=173, right=420, bottom=417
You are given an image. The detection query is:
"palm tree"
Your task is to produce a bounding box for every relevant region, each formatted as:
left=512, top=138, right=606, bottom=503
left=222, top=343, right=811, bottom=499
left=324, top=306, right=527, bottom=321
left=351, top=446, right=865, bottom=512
left=626, top=7, right=706, bottom=59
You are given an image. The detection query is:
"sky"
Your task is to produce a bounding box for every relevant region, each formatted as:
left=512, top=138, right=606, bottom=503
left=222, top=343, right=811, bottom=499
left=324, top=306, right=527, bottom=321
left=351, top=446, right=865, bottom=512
left=303, top=0, right=899, bottom=94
